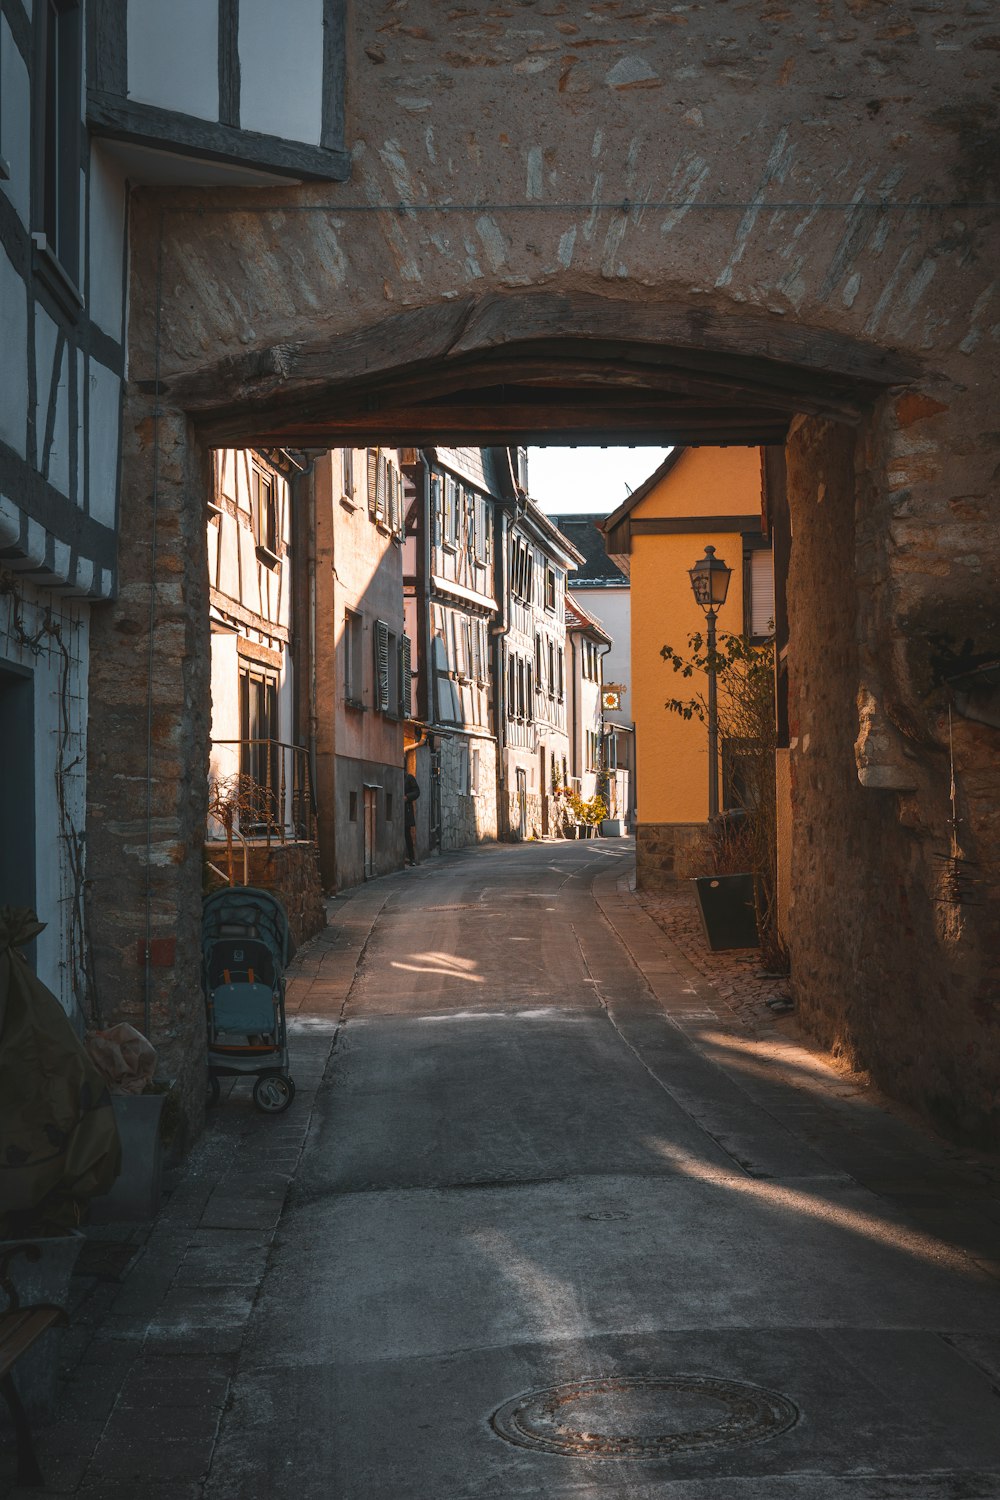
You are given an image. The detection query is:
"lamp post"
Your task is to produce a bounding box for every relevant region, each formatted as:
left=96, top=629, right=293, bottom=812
left=688, top=545, right=733, bottom=819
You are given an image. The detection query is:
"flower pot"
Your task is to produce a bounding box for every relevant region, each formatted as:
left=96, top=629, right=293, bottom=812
left=600, top=819, right=622, bottom=837
left=0, top=1231, right=83, bottom=1422
left=89, top=1093, right=165, bottom=1223
left=692, top=874, right=759, bottom=951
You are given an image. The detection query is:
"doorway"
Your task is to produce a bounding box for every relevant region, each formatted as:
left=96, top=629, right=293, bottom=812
left=363, top=787, right=378, bottom=879
left=516, top=767, right=528, bottom=841
left=0, top=664, right=35, bottom=916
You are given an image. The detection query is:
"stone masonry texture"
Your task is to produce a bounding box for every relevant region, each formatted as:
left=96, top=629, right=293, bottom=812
left=86, top=2, right=1000, bottom=1143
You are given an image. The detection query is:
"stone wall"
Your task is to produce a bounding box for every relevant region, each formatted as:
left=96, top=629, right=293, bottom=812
left=438, top=734, right=498, bottom=850
left=204, top=842, right=326, bottom=950
left=786, top=413, right=1000, bottom=1146
left=87, top=404, right=211, bottom=1148
left=636, top=823, right=712, bottom=890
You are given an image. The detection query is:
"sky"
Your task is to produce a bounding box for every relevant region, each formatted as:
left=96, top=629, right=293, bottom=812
left=527, top=446, right=672, bottom=517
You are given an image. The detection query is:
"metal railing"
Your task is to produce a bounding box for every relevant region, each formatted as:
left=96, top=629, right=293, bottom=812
left=208, top=739, right=316, bottom=845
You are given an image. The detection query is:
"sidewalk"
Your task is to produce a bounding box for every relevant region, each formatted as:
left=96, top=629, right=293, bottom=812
left=0, top=884, right=389, bottom=1500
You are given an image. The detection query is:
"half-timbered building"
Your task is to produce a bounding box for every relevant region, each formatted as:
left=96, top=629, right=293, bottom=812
left=496, top=496, right=582, bottom=840
left=403, top=447, right=502, bottom=853
left=0, top=0, right=345, bottom=1022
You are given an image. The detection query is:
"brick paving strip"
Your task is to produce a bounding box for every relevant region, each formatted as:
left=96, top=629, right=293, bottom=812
left=0, top=884, right=390, bottom=1500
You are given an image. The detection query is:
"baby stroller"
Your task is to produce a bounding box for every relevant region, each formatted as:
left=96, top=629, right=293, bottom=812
left=202, top=886, right=295, bottom=1114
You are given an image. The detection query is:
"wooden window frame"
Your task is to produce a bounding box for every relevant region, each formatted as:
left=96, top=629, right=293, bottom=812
left=344, top=608, right=364, bottom=709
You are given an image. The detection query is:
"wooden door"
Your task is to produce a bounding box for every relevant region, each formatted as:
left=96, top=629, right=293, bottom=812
left=363, top=787, right=377, bottom=878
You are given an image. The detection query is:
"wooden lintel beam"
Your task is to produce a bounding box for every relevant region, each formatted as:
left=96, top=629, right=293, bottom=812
left=238, top=421, right=791, bottom=447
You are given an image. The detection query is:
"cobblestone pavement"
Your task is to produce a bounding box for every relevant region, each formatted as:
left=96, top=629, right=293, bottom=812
left=634, top=880, right=794, bottom=1031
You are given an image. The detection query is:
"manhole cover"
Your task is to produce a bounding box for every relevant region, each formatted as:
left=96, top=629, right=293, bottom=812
left=580, top=1210, right=630, bottom=1221
left=491, top=1374, right=798, bottom=1459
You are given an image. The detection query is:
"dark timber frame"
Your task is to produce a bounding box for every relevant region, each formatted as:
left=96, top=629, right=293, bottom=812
left=160, top=291, right=918, bottom=451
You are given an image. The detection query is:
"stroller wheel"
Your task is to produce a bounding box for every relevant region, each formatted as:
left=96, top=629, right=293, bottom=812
left=252, top=1072, right=295, bottom=1114
left=207, top=1071, right=221, bottom=1107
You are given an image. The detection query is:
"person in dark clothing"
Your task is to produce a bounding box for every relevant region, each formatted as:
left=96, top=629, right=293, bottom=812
left=404, top=770, right=420, bottom=865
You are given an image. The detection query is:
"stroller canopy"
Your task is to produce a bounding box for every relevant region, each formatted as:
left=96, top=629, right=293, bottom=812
left=202, top=886, right=294, bottom=973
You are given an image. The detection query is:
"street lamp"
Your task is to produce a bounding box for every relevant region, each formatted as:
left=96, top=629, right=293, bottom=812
left=688, top=545, right=732, bottom=819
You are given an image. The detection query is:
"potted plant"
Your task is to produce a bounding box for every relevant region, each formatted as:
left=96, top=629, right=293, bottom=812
left=691, top=809, right=760, bottom=951
left=584, top=793, right=609, bottom=836
left=86, top=1024, right=167, bottom=1223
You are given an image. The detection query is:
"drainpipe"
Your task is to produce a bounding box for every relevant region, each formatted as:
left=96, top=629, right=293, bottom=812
left=416, top=451, right=433, bottom=725
left=490, top=500, right=512, bottom=838
left=597, top=640, right=612, bottom=808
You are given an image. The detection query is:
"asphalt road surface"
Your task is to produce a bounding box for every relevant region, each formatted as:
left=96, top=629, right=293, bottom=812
left=205, top=840, right=1000, bottom=1500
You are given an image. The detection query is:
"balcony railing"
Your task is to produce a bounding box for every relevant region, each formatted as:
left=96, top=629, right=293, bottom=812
left=208, top=739, right=316, bottom=845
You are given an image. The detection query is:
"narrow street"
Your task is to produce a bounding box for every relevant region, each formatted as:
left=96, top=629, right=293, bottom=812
left=210, top=841, right=1000, bottom=1499
left=8, top=841, right=1000, bottom=1499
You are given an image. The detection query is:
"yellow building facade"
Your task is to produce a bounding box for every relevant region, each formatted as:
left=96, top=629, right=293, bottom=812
left=604, top=447, right=772, bottom=889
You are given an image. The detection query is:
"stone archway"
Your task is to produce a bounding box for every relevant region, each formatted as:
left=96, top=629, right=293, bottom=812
left=83, top=0, right=1000, bottom=1142
left=85, top=283, right=999, bottom=1148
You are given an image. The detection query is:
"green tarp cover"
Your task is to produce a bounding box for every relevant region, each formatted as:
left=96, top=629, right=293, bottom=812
left=0, top=909, right=121, bottom=1236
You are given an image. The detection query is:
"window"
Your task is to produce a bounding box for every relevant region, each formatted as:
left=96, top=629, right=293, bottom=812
left=443, top=475, right=459, bottom=548
left=545, top=567, right=556, bottom=611
left=547, top=640, right=555, bottom=698
left=250, top=463, right=278, bottom=559
left=745, top=546, right=776, bottom=640
left=344, top=609, right=363, bottom=706
left=605, top=731, right=619, bottom=771
left=342, top=448, right=355, bottom=503
left=471, top=494, right=490, bottom=564
left=374, top=619, right=391, bottom=712
left=558, top=647, right=565, bottom=701
left=239, top=667, right=280, bottom=828
left=723, top=737, right=763, bottom=812
left=430, top=474, right=443, bottom=545
left=586, top=730, right=601, bottom=772
left=526, top=662, right=534, bottom=722
left=36, top=0, right=82, bottom=285
left=471, top=747, right=481, bottom=796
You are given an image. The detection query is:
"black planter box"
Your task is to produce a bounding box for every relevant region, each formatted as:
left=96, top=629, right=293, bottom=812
left=692, top=874, right=760, bottom=951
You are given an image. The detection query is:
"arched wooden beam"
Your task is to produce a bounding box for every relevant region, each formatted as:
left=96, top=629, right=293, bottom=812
left=159, top=289, right=920, bottom=447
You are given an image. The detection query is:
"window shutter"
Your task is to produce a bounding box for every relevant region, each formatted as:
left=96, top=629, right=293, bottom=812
left=374, top=619, right=390, bottom=710
left=750, top=549, right=776, bottom=637
left=375, top=455, right=387, bottom=523
left=399, top=634, right=412, bottom=717
left=367, top=449, right=378, bottom=518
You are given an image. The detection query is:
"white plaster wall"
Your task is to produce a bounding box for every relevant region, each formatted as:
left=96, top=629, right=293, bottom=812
left=0, top=17, right=30, bottom=225
left=0, top=247, right=27, bottom=455
left=87, top=147, right=127, bottom=342
left=87, top=359, right=121, bottom=527
left=0, top=579, right=89, bottom=1020
left=128, top=0, right=219, bottom=121
left=47, top=342, right=71, bottom=496
left=239, top=0, right=324, bottom=146
left=574, top=586, right=632, bottom=711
